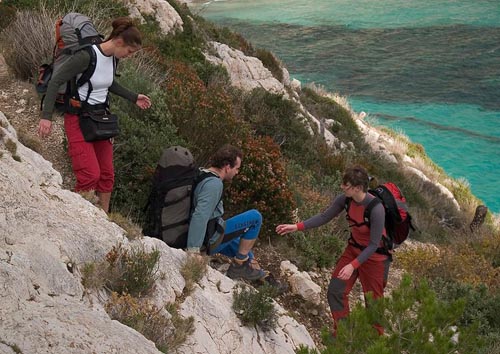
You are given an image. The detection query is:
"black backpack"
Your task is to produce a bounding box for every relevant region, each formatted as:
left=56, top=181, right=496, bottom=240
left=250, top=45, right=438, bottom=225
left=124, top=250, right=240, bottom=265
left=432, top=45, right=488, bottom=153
left=345, top=182, right=415, bottom=254
left=142, top=146, right=218, bottom=249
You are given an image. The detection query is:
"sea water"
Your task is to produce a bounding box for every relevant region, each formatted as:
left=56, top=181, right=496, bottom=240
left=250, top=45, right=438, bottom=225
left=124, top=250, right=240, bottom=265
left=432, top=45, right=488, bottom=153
left=189, top=0, right=500, bottom=213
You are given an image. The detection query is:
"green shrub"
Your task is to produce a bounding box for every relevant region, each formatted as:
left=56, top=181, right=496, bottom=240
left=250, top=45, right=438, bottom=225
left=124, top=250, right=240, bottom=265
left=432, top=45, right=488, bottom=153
left=105, top=244, right=160, bottom=297
left=111, top=59, right=183, bottom=218
left=238, top=88, right=311, bottom=160
left=255, top=48, right=283, bottom=82
left=286, top=230, right=345, bottom=271
left=82, top=244, right=160, bottom=297
left=164, top=60, right=247, bottom=161
left=232, top=283, right=278, bottom=331
left=194, top=17, right=254, bottom=55
left=300, top=86, right=363, bottom=144
left=299, top=275, right=485, bottom=354
left=429, top=278, right=500, bottom=335
left=105, top=293, right=194, bottom=353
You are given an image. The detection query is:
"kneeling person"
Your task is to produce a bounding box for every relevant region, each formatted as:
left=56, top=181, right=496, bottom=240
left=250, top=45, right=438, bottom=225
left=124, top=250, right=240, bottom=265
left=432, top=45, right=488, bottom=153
left=187, top=145, right=265, bottom=281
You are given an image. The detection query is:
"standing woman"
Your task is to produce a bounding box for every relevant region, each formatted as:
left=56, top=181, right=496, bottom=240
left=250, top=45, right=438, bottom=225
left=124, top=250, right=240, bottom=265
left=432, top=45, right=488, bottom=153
left=276, top=166, right=390, bottom=337
left=38, top=17, right=151, bottom=212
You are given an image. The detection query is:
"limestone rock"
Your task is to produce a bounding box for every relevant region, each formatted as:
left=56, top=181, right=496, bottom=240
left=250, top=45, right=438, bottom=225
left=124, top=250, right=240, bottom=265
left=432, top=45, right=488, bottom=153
left=205, top=42, right=286, bottom=95
left=0, top=111, right=316, bottom=353
left=124, top=0, right=183, bottom=34
left=280, top=261, right=322, bottom=305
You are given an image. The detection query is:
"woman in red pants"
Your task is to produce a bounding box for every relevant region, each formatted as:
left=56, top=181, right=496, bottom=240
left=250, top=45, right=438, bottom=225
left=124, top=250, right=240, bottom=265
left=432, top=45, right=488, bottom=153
left=38, top=17, right=151, bottom=212
left=276, top=166, right=390, bottom=336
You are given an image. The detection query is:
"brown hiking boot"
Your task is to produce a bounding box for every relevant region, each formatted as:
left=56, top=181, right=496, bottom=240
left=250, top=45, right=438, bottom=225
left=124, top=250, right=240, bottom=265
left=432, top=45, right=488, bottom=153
left=226, top=258, right=266, bottom=281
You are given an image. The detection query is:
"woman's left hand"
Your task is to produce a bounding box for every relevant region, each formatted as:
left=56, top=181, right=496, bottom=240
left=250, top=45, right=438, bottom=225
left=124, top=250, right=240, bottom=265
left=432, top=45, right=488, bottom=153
left=136, top=94, right=151, bottom=109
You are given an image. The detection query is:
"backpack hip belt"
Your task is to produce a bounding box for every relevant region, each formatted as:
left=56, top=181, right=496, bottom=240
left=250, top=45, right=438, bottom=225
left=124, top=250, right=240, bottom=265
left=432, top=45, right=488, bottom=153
left=348, top=234, right=391, bottom=257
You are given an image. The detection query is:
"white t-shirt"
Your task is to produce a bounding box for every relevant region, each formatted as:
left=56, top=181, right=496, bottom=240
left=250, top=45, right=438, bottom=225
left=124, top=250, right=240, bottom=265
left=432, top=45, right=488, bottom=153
left=77, top=45, right=114, bottom=105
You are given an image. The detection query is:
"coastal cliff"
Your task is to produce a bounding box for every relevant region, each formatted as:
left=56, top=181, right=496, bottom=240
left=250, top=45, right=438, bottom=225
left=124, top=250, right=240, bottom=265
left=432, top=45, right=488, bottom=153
left=1, top=0, right=498, bottom=353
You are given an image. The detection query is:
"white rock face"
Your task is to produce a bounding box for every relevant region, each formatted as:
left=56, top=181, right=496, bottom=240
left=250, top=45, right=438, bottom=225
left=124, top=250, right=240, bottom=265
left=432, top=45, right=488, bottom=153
left=124, top=0, right=184, bottom=34
left=0, top=111, right=316, bottom=353
left=280, top=261, right=322, bottom=305
left=205, top=42, right=287, bottom=95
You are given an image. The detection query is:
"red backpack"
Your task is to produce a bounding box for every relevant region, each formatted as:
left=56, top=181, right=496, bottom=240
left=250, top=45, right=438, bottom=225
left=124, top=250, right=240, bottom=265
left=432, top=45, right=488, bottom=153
left=345, top=182, right=415, bottom=253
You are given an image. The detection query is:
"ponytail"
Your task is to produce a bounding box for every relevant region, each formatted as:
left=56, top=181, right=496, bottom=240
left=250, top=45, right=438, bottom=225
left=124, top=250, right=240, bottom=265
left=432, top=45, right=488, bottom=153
left=107, top=17, right=142, bottom=47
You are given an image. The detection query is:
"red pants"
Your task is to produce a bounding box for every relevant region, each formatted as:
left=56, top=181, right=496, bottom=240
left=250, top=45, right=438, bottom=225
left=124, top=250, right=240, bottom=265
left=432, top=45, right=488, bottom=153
left=327, top=245, right=389, bottom=335
left=64, top=113, right=114, bottom=193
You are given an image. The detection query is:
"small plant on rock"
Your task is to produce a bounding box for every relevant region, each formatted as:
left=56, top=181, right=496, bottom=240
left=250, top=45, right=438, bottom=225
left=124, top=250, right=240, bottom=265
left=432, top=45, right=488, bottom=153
left=105, top=293, right=194, bottom=353
left=232, top=283, right=278, bottom=331
left=180, top=254, right=208, bottom=295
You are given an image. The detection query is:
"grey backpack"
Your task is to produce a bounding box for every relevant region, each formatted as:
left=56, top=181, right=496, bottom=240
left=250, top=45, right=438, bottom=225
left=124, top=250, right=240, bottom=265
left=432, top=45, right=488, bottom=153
left=143, top=146, right=219, bottom=249
left=36, top=13, right=103, bottom=108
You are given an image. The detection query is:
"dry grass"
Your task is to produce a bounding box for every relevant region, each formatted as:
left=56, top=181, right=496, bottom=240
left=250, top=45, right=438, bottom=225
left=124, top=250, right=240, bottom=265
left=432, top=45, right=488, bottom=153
left=77, top=190, right=99, bottom=206
left=17, top=128, right=43, bottom=153
left=180, top=254, right=208, bottom=295
left=0, top=9, right=55, bottom=79
left=108, top=212, right=143, bottom=240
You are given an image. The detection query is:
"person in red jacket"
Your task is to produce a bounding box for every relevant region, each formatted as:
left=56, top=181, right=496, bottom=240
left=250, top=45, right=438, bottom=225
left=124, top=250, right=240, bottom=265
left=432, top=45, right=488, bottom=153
left=276, top=165, right=390, bottom=336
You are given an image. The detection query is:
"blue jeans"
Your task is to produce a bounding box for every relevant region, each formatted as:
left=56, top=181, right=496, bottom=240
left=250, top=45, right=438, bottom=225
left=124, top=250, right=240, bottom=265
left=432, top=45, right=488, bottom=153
left=212, top=209, right=262, bottom=259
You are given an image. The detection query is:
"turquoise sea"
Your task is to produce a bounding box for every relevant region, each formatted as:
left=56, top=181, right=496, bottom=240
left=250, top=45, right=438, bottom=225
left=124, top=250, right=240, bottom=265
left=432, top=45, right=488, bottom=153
left=189, top=0, right=500, bottom=213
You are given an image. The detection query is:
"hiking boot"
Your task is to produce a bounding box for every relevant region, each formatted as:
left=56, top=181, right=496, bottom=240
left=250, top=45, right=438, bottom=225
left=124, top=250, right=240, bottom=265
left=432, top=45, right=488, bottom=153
left=226, top=258, right=266, bottom=281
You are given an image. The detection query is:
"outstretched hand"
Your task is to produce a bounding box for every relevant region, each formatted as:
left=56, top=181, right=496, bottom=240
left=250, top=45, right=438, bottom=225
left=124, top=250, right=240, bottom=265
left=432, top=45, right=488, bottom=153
left=275, top=224, right=297, bottom=236
left=136, top=94, right=151, bottom=109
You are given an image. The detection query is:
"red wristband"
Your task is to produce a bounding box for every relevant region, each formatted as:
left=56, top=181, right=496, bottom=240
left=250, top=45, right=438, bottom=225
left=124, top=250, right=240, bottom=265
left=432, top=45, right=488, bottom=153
left=296, top=222, right=305, bottom=231
left=351, top=259, right=361, bottom=269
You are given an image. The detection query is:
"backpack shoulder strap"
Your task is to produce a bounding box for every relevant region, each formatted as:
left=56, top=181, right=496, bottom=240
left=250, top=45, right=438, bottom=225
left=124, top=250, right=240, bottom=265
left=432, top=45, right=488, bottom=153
left=363, top=197, right=381, bottom=224
left=345, top=196, right=380, bottom=227
left=75, top=46, right=97, bottom=103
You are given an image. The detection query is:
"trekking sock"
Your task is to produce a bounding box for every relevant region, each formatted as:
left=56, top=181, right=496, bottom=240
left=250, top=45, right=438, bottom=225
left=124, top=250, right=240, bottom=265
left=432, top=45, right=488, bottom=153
left=234, top=253, right=249, bottom=264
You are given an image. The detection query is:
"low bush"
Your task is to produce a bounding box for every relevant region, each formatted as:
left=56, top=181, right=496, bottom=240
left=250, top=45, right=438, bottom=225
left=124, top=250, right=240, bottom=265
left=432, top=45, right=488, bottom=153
left=82, top=244, right=160, bottom=297
left=298, top=275, right=484, bottom=354
left=286, top=230, right=345, bottom=271
left=105, top=293, right=194, bottom=353
left=111, top=59, right=183, bottom=218
left=429, top=278, right=500, bottom=336
left=225, top=136, right=296, bottom=236
left=232, top=283, right=278, bottom=331
left=180, top=254, right=208, bottom=295
left=164, top=60, right=247, bottom=162
left=300, top=86, right=363, bottom=144
left=255, top=48, right=283, bottom=82
left=395, top=243, right=498, bottom=290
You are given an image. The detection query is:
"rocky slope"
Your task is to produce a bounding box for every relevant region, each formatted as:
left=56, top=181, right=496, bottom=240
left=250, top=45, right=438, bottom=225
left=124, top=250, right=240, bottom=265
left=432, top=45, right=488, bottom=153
left=0, top=111, right=315, bottom=353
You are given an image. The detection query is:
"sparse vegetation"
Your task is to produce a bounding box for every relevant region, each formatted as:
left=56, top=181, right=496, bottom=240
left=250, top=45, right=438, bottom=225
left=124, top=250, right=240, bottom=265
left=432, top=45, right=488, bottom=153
left=232, top=283, right=278, bottom=331
left=82, top=244, right=160, bottom=297
left=180, top=254, right=208, bottom=295
left=108, top=212, right=143, bottom=240
left=298, top=275, right=485, bottom=354
left=105, top=293, right=194, bottom=353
